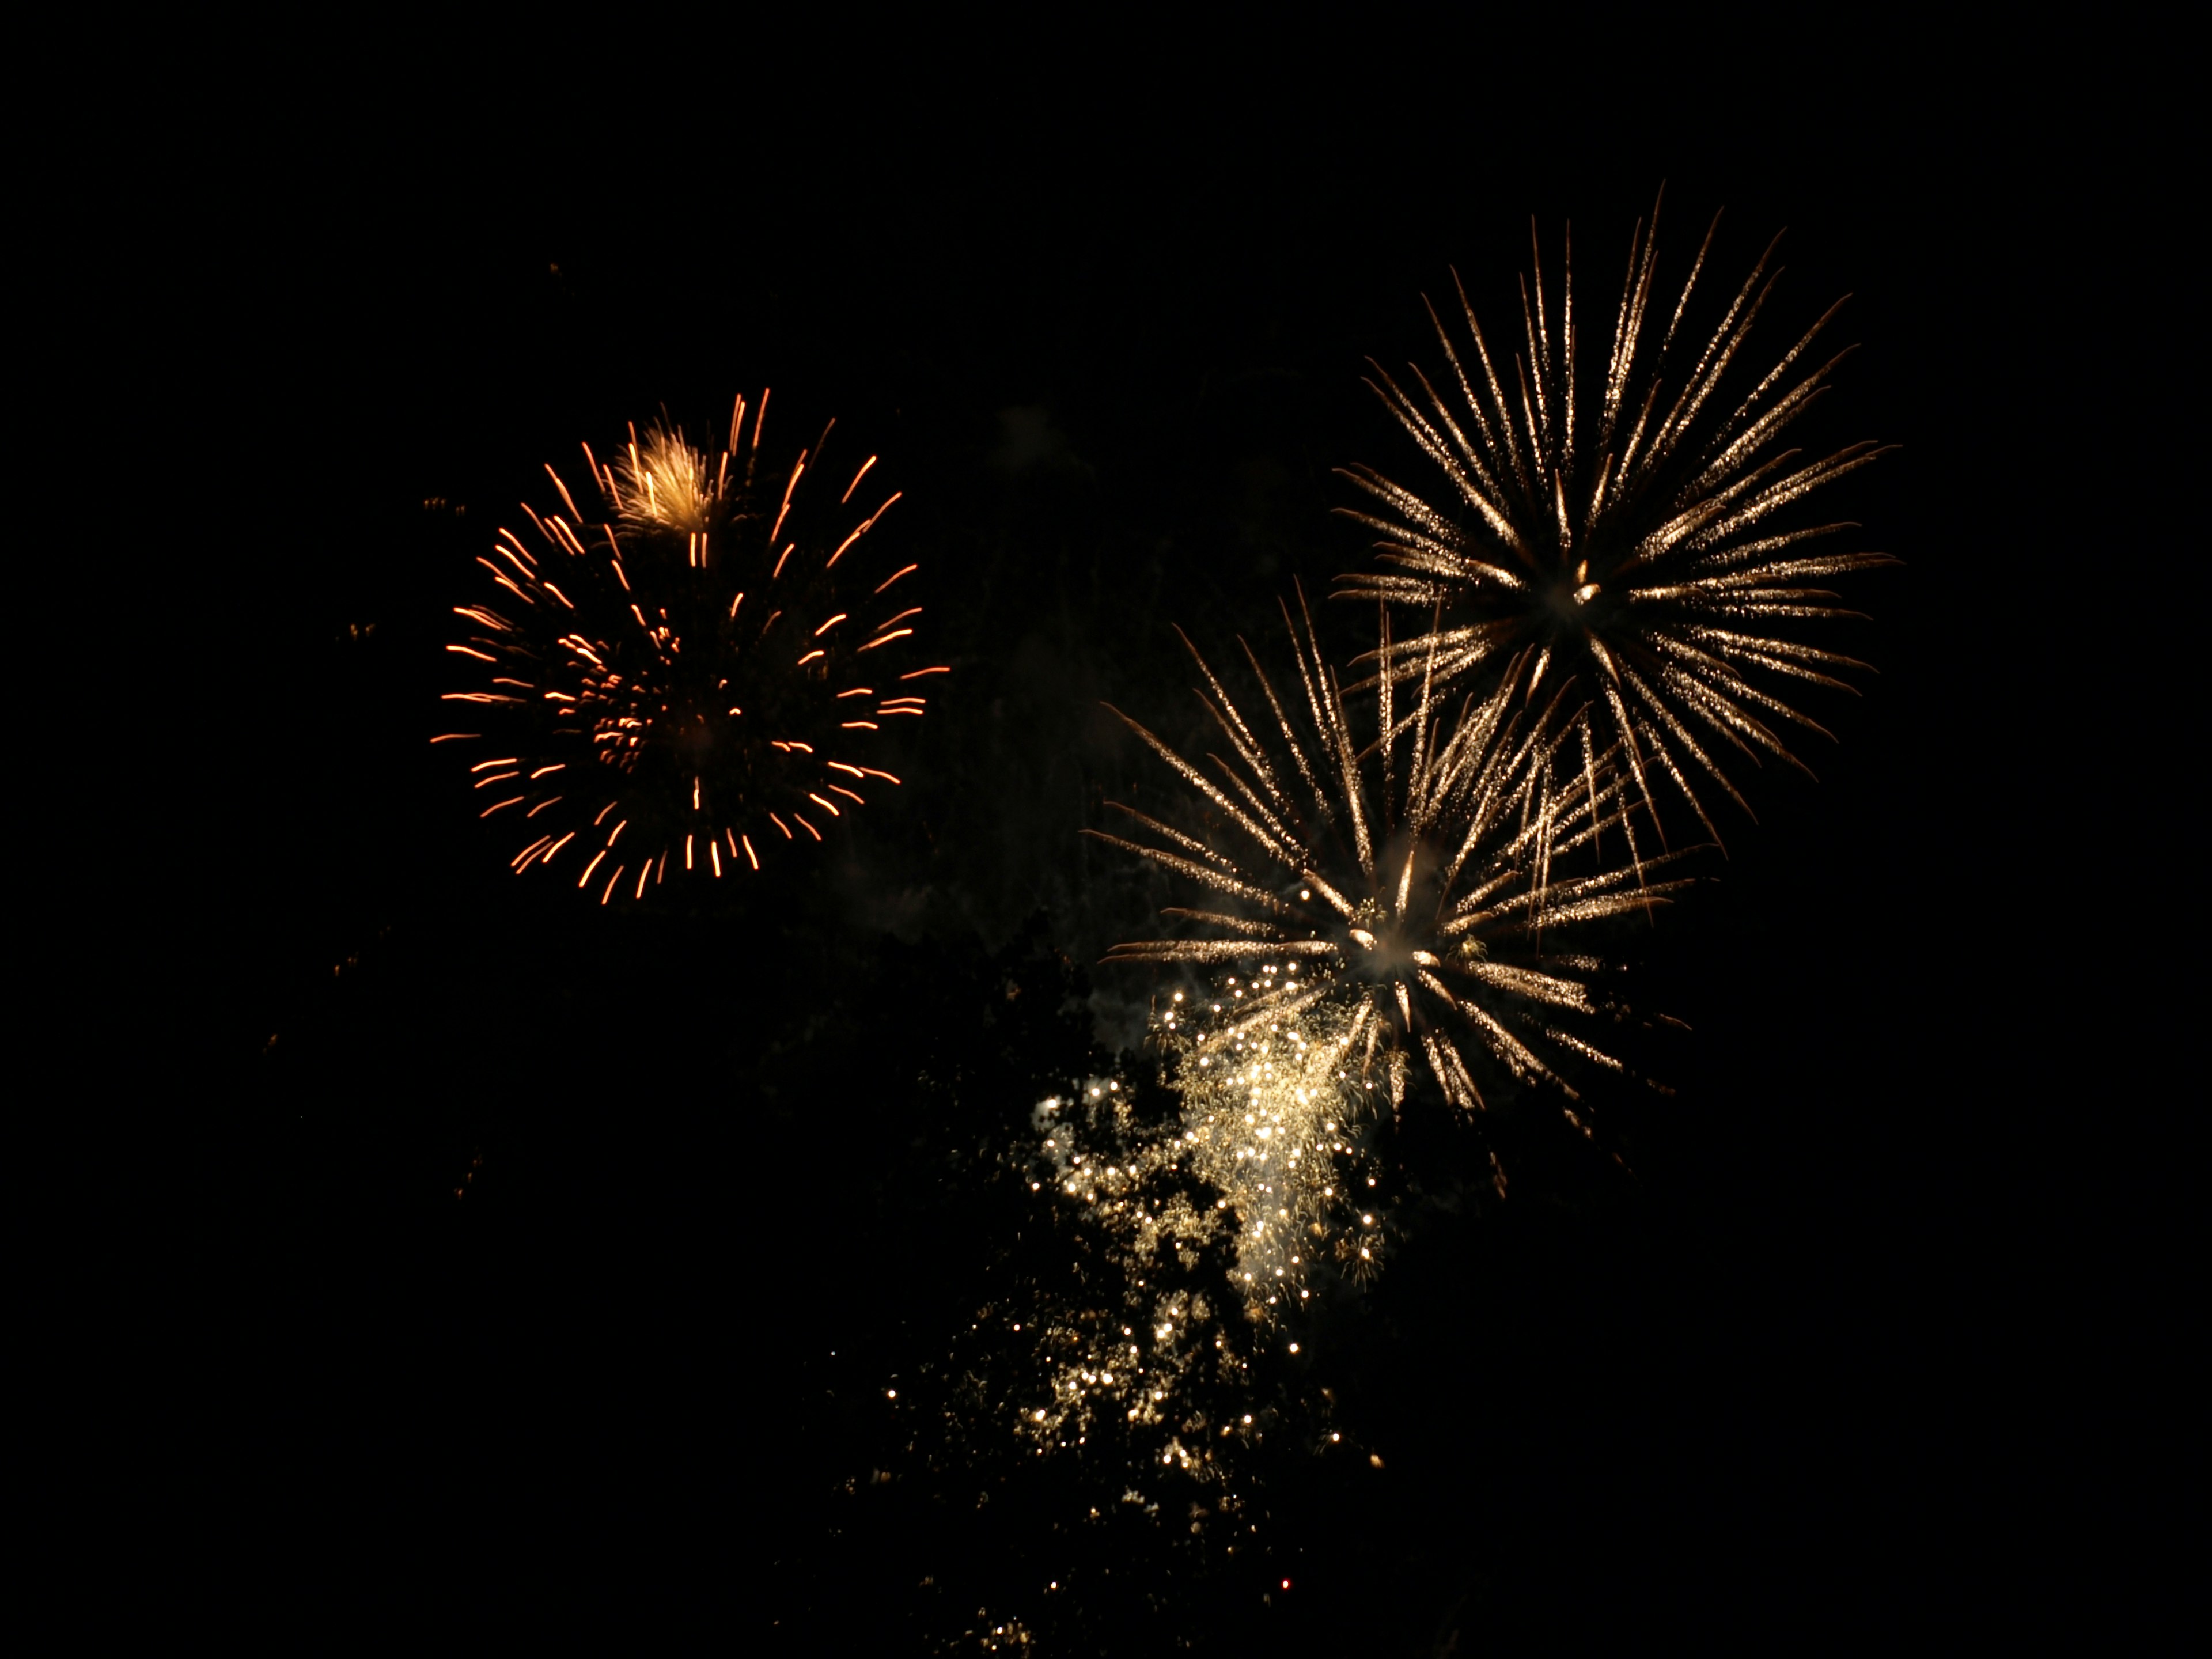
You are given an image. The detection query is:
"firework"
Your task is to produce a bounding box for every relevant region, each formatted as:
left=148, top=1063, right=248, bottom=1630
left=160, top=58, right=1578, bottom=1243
left=436, top=395, right=941, bottom=902
left=1337, top=194, right=1895, bottom=845
left=1088, top=594, right=1688, bottom=1188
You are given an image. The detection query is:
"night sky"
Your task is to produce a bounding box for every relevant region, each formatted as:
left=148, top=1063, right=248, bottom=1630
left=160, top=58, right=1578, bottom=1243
left=127, top=38, right=2181, bottom=1650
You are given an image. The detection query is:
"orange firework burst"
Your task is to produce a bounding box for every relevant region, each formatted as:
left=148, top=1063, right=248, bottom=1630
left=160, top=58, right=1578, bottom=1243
left=1337, top=192, right=1895, bottom=847
left=435, top=393, right=942, bottom=902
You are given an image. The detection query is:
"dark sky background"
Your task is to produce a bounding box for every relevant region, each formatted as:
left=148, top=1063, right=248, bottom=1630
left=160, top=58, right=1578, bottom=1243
left=120, top=34, right=2183, bottom=1650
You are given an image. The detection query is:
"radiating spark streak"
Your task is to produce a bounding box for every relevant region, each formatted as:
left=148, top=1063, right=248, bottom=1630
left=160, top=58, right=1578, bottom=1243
left=525, top=797, right=562, bottom=817
left=902, top=665, right=950, bottom=678
left=1338, top=194, right=1895, bottom=843
left=794, top=815, right=821, bottom=840
left=480, top=796, right=525, bottom=817
left=841, top=455, right=878, bottom=503
left=856, top=629, right=911, bottom=651
left=825, top=491, right=901, bottom=567
left=770, top=459, right=804, bottom=547
left=601, top=864, right=624, bottom=904
left=430, top=733, right=480, bottom=743
left=741, top=834, right=758, bottom=869
left=873, top=563, right=918, bottom=593
left=813, top=613, right=848, bottom=636
left=710, top=840, right=722, bottom=876
left=547, top=516, right=590, bottom=560
left=806, top=793, right=842, bottom=816
left=578, top=849, right=608, bottom=887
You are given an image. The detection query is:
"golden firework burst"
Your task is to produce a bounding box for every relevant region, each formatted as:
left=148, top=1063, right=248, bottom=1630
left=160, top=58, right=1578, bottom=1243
left=1088, top=592, right=1690, bottom=1189
left=1338, top=192, right=1895, bottom=845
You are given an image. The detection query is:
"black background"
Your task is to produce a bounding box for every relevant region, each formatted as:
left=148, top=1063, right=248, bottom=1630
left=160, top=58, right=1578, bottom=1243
left=81, top=26, right=2181, bottom=1651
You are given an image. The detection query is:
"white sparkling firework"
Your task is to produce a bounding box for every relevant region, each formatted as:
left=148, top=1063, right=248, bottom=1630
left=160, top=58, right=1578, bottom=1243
left=1089, top=593, right=1691, bottom=1190
left=1338, top=193, right=1895, bottom=844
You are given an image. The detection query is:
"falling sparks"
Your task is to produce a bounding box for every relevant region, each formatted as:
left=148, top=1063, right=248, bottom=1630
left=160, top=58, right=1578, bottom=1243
left=1088, top=590, right=1690, bottom=1185
left=439, top=396, right=942, bottom=898
left=1014, top=1085, right=1240, bottom=1467
left=1336, top=191, right=1895, bottom=845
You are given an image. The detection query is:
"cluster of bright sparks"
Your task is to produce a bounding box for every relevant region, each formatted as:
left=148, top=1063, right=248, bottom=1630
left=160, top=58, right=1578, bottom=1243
left=1017, top=1082, right=1233, bottom=1483
left=1166, top=987, right=1384, bottom=1309
left=437, top=392, right=942, bottom=902
left=1004, top=1067, right=1351, bottom=1503
left=1338, top=191, right=1895, bottom=844
left=972, top=990, right=1383, bottom=1531
left=1090, top=591, right=1688, bottom=1190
